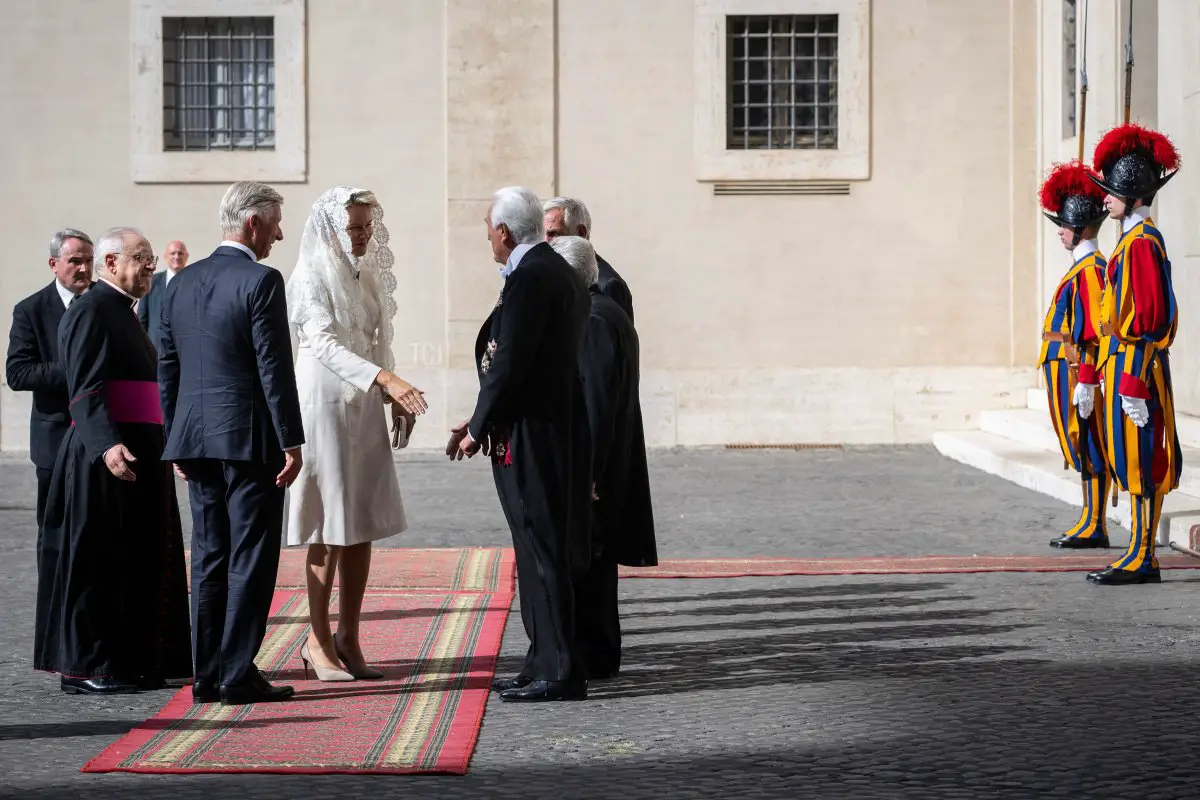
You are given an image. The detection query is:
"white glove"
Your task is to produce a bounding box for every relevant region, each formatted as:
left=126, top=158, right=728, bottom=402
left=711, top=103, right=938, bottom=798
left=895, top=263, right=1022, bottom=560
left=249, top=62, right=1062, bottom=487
left=1121, top=395, right=1150, bottom=428
left=1073, top=382, right=1095, bottom=419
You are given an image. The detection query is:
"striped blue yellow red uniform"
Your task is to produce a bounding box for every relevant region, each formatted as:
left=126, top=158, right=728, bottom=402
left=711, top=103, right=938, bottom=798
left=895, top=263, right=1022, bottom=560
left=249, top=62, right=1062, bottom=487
left=1098, top=216, right=1182, bottom=574
left=1038, top=244, right=1109, bottom=541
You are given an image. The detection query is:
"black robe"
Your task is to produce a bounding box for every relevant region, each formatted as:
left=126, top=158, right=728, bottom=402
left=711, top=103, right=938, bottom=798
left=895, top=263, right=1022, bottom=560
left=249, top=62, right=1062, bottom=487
left=579, top=287, right=657, bottom=567
left=34, top=280, right=192, bottom=681
left=469, top=243, right=592, bottom=683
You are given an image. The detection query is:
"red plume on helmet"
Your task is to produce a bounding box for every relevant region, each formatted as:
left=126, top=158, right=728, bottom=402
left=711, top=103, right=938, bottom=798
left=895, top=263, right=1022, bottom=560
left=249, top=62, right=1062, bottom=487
left=1039, top=161, right=1108, bottom=229
left=1039, top=161, right=1104, bottom=214
left=1092, top=123, right=1180, bottom=175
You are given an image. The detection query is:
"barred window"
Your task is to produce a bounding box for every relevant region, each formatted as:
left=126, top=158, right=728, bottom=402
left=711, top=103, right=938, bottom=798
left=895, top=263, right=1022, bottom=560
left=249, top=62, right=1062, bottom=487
left=162, top=17, right=275, bottom=151
left=1062, top=0, right=1077, bottom=138
left=727, top=14, right=838, bottom=150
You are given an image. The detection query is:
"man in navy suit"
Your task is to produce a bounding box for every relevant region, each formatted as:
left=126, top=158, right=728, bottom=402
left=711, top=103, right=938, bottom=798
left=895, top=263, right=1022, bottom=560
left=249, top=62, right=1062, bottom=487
left=5, top=229, right=94, bottom=530
left=137, top=239, right=188, bottom=342
left=157, top=181, right=304, bottom=706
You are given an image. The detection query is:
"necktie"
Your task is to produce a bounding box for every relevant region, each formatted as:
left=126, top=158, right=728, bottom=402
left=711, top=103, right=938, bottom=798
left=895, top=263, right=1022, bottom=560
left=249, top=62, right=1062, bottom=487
left=69, top=293, right=80, bottom=306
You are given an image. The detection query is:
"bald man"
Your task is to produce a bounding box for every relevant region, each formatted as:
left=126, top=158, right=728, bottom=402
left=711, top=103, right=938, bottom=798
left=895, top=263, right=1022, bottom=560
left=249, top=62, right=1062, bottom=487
left=137, top=239, right=188, bottom=341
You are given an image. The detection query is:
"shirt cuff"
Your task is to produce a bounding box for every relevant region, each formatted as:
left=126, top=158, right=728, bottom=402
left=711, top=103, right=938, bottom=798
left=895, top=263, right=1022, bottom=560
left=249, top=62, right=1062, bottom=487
left=1118, top=373, right=1151, bottom=399
left=1076, top=364, right=1098, bottom=385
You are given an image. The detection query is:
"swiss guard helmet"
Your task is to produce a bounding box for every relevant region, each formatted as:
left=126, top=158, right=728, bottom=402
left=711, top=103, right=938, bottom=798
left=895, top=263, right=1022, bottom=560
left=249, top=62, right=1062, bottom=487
left=1088, top=123, right=1180, bottom=204
left=1040, top=160, right=1108, bottom=243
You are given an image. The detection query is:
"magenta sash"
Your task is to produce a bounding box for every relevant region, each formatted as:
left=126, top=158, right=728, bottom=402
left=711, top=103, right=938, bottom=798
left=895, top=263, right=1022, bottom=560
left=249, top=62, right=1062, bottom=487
left=105, top=380, right=163, bottom=425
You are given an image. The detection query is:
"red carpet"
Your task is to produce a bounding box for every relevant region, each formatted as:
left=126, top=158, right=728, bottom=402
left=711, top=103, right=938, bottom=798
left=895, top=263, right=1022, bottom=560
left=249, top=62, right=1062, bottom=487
left=619, top=553, right=1200, bottom=578
left=84, top=550, right=515, bottom=775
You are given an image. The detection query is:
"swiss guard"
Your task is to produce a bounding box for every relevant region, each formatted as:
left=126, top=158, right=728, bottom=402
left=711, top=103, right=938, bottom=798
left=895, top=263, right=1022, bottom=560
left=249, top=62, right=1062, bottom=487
left=1038, top=161, right=1110, bottom=549
left=1086, top=123, right=1183, bottom=585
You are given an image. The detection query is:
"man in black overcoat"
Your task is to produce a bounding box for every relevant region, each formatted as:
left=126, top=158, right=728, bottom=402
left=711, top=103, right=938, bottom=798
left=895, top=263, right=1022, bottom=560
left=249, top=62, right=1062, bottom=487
left=549, top=235, right=657, bottom=679
left=543, top=196, right=635, bottom=322
left=5, top=229, right=94, bottom=531
left=448, top=186, right=592, bottom=702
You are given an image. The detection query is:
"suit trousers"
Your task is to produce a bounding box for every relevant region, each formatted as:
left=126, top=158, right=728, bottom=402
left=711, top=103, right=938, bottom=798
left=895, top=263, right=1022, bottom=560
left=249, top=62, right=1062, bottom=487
left=493, top=459, right=582, bottom=683
left=573, top=552, right=621, bottom=677
left=182, top=459, right=284, bottom=687
left=35, top=466, right=52, bottom=530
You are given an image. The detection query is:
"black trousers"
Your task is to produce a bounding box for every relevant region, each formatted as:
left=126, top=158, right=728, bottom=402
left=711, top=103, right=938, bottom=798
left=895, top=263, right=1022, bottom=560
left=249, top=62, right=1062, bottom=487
left=34, top=466, right=53, bottom=565
left=573, top=553, right=621, bottom=677
left=494, top=461, right=583, bottom=684
left=183, top=459, right=284, bottom=687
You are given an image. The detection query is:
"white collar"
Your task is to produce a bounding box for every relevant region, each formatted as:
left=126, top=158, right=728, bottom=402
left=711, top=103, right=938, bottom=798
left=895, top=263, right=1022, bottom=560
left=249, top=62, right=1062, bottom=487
left=165, top=267, right=180, bottom=285
left=220, top=240, right=259, bottom=261
left=499, top=242, right=537, bottom=279
left=1122, top=206, right=1150, bottom=234
left=54, top=279, right=80, bottom=309
left=1072, top=238, right=1099, bottom=262
left=98, top=276, right=136, bottom=301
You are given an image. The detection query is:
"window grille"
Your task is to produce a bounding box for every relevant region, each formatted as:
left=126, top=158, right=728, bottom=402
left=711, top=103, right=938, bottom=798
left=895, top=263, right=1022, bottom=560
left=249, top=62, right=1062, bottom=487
left=162, top=17, right=275, bottom=151
left=727, top=14, right=838, bottom=150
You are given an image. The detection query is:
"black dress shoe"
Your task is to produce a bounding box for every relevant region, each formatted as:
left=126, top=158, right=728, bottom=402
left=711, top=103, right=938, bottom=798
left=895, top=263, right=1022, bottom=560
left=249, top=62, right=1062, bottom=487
left=1050, top=534, right=1110, bottom=549
left=192, top=683, right=221, bottom=704
left=61, top=676, right=140, bottom=695
left=1086, top=566, right=1162, bottom=585
left=491, top=674, right=533, bottom=693
left=220, top=670, right=295, bottom=705
left=499, top=679, right=587, bottom=702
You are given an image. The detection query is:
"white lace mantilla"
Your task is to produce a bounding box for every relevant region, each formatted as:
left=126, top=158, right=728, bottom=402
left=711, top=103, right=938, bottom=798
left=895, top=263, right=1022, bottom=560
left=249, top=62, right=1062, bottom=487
left=286, top=186, right=398, bottom=401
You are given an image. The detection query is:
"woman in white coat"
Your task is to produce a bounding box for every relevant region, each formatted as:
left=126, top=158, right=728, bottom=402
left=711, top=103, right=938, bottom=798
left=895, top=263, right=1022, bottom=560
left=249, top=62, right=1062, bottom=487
left=285, top=187, right=427, bottom=681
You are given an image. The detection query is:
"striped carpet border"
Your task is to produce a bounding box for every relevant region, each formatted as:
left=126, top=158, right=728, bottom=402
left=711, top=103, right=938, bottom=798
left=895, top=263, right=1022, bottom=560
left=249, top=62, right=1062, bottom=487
left=81, top=588, right=513, bottom=775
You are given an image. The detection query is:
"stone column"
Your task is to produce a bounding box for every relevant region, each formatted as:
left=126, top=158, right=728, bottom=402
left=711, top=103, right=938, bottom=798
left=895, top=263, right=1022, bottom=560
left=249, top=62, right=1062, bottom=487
left=444, top=0, right=557, bottom=374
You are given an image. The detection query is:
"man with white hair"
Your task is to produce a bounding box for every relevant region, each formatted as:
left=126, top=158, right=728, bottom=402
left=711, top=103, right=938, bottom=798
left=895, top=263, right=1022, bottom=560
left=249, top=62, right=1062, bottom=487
left=158, top=181, right=305, bottom=705
left=543, top=196, right=634, bottom=322
left=35, top=227, right=192, bottom=695
left=448, top=186, right=593, bottom=702
left=548, top=235, right=657, bottom=680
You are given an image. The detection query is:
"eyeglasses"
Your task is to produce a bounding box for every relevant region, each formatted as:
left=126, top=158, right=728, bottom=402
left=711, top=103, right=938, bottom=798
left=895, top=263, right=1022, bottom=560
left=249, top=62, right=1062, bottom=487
left=128, top=252, right=159, bottom=267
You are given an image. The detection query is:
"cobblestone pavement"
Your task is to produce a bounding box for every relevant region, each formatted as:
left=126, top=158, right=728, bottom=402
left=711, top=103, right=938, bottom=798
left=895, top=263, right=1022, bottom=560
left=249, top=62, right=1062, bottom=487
left=2, top=446, right=1199, bottom=799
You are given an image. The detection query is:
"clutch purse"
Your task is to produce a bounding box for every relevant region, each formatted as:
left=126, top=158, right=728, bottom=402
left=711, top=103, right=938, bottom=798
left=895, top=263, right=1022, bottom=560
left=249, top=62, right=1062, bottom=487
left=391, top=414, right=409, bottom=450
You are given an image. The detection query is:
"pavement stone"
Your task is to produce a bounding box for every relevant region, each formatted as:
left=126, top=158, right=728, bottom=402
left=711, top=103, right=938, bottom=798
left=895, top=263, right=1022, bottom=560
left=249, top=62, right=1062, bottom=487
left=1, top=446, right=1198, bottom=799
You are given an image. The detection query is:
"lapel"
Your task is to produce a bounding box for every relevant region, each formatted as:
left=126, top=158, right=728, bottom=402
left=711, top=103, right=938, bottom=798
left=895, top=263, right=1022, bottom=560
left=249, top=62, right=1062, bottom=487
left=40, top=282, right=66, bottom=341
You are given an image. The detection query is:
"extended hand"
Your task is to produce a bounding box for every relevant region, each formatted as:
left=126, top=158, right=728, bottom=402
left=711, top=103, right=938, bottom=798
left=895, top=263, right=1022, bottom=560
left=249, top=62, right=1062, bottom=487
left=446, top=419, right=469, bottom=459
left=1120, top=395, right=1150, bottom=428
left=277, top=447, right=302, bottom=488
left=1073, top=382, right=1096, bottom=419
left=103, top=444, right=137, bottom=482
left=381, top=373, right=428, bottom=416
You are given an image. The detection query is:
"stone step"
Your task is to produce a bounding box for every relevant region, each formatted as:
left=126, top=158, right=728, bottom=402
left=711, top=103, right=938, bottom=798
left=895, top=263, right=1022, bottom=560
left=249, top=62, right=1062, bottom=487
left=1025, top=383, right=1200, bottom=450
left=979, top=407, right=1060, bottom=453
left=932, top=429, right=1200, bottom=548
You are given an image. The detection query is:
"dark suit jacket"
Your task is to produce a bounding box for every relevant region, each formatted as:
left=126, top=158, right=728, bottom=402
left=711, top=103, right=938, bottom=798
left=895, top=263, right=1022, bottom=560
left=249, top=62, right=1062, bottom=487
left=136, top=270, right=168, bottom=343
left=5, top=282, right=72, bottom=469
left=596, top=254, right=634, bottom=323
left=157, top=245, right=304, bottom=463
left=579, top=287, right=657, bottom=566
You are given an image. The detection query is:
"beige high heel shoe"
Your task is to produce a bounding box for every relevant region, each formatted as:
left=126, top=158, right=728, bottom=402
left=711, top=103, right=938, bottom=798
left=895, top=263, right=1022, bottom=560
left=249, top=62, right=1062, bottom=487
left=334, top=636, right=384, bottom=680
left=299, top=641, right=355, bottom=682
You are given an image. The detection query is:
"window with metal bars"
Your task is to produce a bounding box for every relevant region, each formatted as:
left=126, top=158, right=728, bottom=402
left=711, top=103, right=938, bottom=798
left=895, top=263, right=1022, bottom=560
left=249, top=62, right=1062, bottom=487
left=726, top=14, right=838, bottom=150
left=1062, top=0, right=1077, bottom=139
left=162, top=17, right=275, bottom=152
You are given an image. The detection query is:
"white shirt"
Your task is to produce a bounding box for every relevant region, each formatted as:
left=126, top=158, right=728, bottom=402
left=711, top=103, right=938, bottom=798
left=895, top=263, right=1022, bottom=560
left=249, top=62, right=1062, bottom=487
left=1072, top=239, right=1099, bottom=261
left=220, top=240, right=259, bottom=261
left=165, top=267, right=179, bottom=286
left=55, top=279, right=79, bottom=309
left=498, top=242, right=536, bottom=279
left=1122, top=206, right=1150, bottom=234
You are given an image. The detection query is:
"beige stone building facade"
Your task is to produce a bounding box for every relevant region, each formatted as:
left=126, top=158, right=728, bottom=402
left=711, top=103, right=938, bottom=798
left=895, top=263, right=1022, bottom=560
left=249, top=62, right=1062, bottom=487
left=0, top=0, right=1192, bottom=452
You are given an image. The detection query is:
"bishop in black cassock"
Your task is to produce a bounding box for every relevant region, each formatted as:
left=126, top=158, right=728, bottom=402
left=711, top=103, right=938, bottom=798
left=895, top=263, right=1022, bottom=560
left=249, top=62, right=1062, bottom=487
left=35, top=231, right=192, bottom=695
